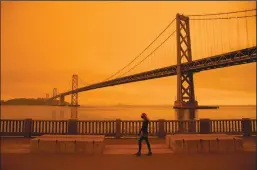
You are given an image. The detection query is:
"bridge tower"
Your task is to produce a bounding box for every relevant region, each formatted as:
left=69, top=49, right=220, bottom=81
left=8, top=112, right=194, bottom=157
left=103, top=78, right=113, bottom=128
left=174, top=14, right=198, bottom=109
left=51, top=88, right=58, bottom=105
left=71, top=74, right=79, bottom=106
left=53, top=88, right=57, bottom=98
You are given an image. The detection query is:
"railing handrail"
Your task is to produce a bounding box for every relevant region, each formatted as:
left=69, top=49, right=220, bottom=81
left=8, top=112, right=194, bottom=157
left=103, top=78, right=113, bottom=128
left=1, top=119, right=255, bottom=121
left=0, top=119, right=25, bottom=121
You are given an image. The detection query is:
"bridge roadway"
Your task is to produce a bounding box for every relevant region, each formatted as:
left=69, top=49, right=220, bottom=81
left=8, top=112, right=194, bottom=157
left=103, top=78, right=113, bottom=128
left=49, top=46, right=256, bottom=100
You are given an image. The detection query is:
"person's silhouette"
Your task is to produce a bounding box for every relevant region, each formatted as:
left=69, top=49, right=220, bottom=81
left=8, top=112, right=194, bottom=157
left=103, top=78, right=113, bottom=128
left=136, top=113, right=152, bottom=156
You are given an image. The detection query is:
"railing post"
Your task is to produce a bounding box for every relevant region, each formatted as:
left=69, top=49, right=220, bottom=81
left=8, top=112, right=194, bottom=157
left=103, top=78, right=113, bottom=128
left=241, top=118, right=252, bottom=137
left=158, top=119, right=166, bottom=138
left=24, top=119, right=32, bottom=138
left=68, top=119, right=78, bottom=135
left=199, top=119, right=211, bottom=134
left=115, top=119, right=122, bottom=138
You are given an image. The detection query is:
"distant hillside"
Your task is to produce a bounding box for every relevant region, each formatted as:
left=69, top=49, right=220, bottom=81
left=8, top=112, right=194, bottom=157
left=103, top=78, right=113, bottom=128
left=1, top=98, right=69, bottom=106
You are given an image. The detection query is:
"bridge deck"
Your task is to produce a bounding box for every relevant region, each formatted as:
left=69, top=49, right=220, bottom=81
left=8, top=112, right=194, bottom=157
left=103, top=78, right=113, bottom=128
left=49, top=46, right=256, bottom=100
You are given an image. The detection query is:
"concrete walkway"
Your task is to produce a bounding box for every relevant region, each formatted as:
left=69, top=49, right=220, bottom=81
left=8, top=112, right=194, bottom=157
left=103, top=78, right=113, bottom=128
left=2, top=152, right=256, bottom=170
left=1, top=137, right=256, bottom=170
left=1, top=136, right=256, bottom=154
left=1, top=143, right=173, bottom=154
left=104, top=144, right=173, bottom=154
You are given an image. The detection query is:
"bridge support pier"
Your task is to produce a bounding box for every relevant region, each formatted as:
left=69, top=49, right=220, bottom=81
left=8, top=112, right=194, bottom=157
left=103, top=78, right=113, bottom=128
left=59, top=95, right=66, bottom=106
left=174, top=14, right=198, bottom=109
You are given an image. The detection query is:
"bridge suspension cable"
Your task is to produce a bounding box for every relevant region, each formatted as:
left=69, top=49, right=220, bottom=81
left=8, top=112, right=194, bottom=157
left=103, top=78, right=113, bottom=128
left=102, top=17, right=176, bottom=81
left=187, top=7, right=256, bottom=53
left=189, top=14, right=256, bottom=20
left=186, top=8, right=256, bottom=17
left=105, top=9, right=256, bottom=82
left=189, top=9, right=256, bottom=59
left=78, top=76, right=91, bottom=86
left=117, top=29, right=176, bottom=78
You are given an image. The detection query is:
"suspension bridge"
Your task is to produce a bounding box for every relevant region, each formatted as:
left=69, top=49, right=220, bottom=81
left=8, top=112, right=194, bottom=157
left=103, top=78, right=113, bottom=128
left=47, top=9, right=256, bottom=109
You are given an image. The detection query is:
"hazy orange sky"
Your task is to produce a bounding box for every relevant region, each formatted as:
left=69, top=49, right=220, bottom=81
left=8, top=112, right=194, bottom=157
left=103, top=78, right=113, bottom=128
left=1, top=1, right=256, bottom=105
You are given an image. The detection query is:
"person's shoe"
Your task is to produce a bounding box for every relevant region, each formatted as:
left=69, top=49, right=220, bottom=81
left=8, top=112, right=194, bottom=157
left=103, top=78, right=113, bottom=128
left=135, top=152, right=141, bottom=156
left=147, top=152, right=152, bottom=156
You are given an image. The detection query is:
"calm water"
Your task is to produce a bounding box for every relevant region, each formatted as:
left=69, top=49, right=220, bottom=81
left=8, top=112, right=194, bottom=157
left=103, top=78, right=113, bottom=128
left=0, top=105, right=256, bottom=120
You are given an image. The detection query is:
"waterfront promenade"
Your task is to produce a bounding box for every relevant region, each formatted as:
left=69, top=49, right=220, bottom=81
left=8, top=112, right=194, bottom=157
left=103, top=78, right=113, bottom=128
left=1, top=118, right=256, bottom=170
left=1, top=136, right=256, bottom=170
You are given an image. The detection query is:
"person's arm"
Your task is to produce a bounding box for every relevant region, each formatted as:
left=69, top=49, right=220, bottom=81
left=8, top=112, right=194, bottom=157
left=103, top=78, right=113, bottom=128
left=140, top=121, right=147, bottom=135
left=139, top=122, right=144, bottom=135
left=139, top=126, right=142, bottom=135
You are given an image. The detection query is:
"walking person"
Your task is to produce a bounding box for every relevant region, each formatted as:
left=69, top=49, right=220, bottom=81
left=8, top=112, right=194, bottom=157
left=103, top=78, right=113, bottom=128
left=136, top=113, right=152, bottom=156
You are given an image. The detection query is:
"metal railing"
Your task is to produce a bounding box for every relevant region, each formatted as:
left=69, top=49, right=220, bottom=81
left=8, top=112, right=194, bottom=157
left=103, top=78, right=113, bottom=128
left=78, top=120, right=116, bottom=136
left=0, top=119, right=25, bottom=136
left=211, top=119, right=242, bottom=134
left=165, top=120, right=200, bottom=134
left=0, top=118, right=256, bottom=137
left=32, top=120, right=68, bottom=135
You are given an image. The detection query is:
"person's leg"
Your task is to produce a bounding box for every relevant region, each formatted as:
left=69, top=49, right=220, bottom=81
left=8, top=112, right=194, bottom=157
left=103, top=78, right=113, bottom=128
left=137, top=136, right=143, bottom=155
left=145, top=136, right=152, bottom=155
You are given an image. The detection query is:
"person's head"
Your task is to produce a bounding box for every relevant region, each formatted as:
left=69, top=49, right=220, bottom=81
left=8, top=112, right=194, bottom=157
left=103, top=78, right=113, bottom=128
left=141, top=113, right=148, bottom=120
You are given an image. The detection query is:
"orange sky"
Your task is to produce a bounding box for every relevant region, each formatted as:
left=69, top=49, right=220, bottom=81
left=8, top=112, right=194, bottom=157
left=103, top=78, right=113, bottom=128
left=1, top=1, right=256, bottom=105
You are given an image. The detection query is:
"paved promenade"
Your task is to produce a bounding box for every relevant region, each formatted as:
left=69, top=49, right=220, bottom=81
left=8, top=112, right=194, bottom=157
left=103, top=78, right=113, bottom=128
left=1, top=136, right=256, bottom=170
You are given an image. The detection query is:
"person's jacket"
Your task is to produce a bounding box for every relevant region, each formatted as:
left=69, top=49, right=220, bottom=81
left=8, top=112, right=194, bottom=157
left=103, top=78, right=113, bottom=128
left=140, top=119, right=149, bottom=135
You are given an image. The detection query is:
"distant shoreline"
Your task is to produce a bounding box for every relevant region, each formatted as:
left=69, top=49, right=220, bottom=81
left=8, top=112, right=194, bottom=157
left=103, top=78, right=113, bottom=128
left=1, top=98, right=69, bottom=106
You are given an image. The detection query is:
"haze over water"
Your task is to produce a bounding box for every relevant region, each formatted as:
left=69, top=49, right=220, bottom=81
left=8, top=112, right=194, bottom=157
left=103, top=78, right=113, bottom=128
left=1, top=105, right=256, bottom=120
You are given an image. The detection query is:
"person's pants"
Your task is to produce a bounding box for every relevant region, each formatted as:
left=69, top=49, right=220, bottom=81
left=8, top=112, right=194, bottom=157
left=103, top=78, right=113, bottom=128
left=138, top=135, right=152, bottom=153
